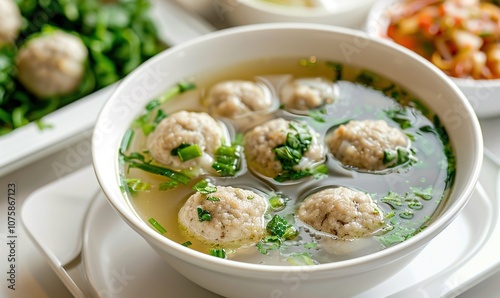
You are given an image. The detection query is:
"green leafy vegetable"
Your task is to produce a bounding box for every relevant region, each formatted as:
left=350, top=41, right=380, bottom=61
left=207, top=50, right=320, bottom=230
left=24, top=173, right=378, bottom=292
left=1, top=0, right=167, bottom=135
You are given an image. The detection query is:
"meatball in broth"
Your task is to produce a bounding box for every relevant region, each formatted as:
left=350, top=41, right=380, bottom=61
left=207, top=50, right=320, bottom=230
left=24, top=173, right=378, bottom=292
left=243, top=118, right=326, bottom=179
left=280, top=77, right=338, bottom=110
left=326, top=120, right=410, bottom=171
left=297, top=187, right=385, bottom=240
left=147, top=111, right=225, bottom=173
left=204, top=80, right=272, bottom=118
left=179, top=186, right=268, bottom=245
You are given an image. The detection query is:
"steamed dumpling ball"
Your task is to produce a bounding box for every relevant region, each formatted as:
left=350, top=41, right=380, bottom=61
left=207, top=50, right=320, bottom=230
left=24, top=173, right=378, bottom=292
left=280, top=77, right=338, bottom=110
left=297, top=187, right=384, bottom=240
left=205, top=80, right=272, bottom=118
left=243, top=118, right=325, bottom=179
left=147, top=111, right=223, bottom=171
left=178, top=185, right=268, bottom=245
left=15, top=30, right=88, bottom=99
left=326, top=119, right=410, bottom=171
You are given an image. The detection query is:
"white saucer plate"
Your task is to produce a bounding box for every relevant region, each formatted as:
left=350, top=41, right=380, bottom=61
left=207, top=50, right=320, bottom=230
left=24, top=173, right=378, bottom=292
left=22, top=153, right=500, bottom=297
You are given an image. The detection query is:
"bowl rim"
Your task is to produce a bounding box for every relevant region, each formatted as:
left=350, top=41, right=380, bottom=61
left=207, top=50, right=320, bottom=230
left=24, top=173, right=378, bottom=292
left=92, top=22, right=483, bottom=275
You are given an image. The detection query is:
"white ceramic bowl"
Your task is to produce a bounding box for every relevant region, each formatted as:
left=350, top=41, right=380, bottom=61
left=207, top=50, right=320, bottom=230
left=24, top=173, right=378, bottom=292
left=92, top=23, right=483, bottom=298
left=364, top=0, right=500, bottom=119
left=177, top=0, right=376, bottom=29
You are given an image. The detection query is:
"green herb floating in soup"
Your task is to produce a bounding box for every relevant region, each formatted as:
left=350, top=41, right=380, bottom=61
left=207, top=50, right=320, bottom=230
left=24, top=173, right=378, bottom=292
left=118, top=57, right=456, bottom=265
left=0, top=0, right=166, bottom=135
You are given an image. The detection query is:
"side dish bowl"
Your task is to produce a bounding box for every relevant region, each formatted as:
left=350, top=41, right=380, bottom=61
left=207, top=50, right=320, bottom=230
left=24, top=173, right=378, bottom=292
left=92, top=23, right=483, bottom=298
left=191, top=0, right=377, bottom=29
left=364, top=0, right=500, bottom=119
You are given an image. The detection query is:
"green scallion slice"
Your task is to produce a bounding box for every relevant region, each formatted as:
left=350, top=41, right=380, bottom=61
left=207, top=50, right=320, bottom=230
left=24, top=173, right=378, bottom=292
left=177, top=144, right=202, bottom=162
left=148, top=218, right=167, bottom=234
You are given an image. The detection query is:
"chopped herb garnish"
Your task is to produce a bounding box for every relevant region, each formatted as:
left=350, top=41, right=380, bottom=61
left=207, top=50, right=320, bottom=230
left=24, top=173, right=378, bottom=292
left=411, top=186, right=433, bottom=201
left=304, top=242, right=318, bottom=249
left=148, top=218, right=167, bottom=234
left=385, top=108, right=413, bottom=129
left=326, top=61, right=343, bottom=81
left=121, top=178, right=151, bottom=195
left=182, top=241, right=192, bottom=247
left=381, top=191, right=403, bottom=209
left=209, top=248, right=226, bottom=259
left=308, top=108, right=326, bottom=123
left=267, top=215, right=297, bottom=239
left=192, top=180, right=217, bottom=194
left=207, top=196, right=220, bottom=202
left=171, top=143, right=190, bottom=155
left=197, top=207, right=212, bottom=222
left=399, top=209, right=414, bottom=219
left=158, top=180, right=179, bottom=191
left=269, top=195, right=286, bottom=210
left=273, top=122, right=324, bottom=182
left=127, top=161, right=191, bottom=185
left=286, top=252, right=315, bottom=266
left=256, top=236, right=282, bottom=254
left=175, top=144, right=202, bottom=162
left=212, top=143, right=242, bottom=176
left=120, top=128, right=135, bottom=152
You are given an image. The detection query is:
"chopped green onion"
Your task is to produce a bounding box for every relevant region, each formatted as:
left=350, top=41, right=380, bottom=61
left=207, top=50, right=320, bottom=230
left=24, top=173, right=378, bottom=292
left=182, top=241, right=192, bottom=247
left=148, top=218, right=167, bottom=234
left=120, top=129, right=135, bottom=152
left=212, top=143, right=242, bottom=176
left=209, top=248, right=226, bottom=259
left=128, top=161, right=191, bottom=184
left=176, top=144, right=202, bottom=162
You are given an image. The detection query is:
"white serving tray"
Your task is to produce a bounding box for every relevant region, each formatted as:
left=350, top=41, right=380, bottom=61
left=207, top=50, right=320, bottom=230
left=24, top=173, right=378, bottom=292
left=21, top=153, right=500, bottom=298
left=0, top=0, right=216, bottom=176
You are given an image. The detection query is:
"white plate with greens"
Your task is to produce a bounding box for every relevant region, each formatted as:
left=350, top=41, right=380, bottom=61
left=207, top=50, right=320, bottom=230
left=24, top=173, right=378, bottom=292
left=0, top=0, right=215, bottom=176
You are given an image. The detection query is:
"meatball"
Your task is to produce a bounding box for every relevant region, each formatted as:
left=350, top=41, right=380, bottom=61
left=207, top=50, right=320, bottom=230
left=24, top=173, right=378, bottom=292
left=243, top=118, right=325, bottom=178
left=147, top=111, right=224, bottom=171
left=178, top=185, right=268, bottom=245
left=326, top=120, right=410, bottom=171
left=16, top=31, right=88, bottom=99
left=297, top=187, right=384, bottom=240
left=0, top=0, right=22, bottom=46
left=204, top=80, right=272, bottom=118
left=280, top=77, right=338, bottom=110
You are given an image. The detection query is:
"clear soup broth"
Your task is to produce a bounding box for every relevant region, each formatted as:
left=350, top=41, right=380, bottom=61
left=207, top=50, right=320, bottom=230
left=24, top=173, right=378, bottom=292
left=118, top=57, right=455, bottom=266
